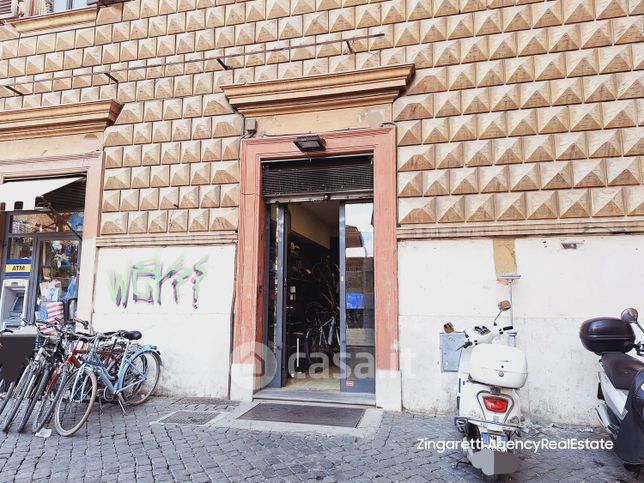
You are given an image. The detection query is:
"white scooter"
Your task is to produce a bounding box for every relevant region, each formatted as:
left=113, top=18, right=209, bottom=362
left=580, top=308, right=644, bottom=476
left=444, top=301, right=528, bottom=477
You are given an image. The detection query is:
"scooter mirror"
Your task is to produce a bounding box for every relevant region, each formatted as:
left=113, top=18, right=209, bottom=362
left=498, top=300, right=511, bottom=312
left=621, top=307, right=639, bottom=323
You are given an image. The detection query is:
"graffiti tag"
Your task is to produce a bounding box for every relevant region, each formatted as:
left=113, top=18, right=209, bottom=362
left=109, top=256, right=209, bottom=309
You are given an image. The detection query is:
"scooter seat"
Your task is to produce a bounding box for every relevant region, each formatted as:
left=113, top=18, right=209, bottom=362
left=601, top=352, right=644, bottom=390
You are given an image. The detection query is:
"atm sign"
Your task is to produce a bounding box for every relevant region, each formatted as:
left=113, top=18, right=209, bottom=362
left=5, top=259, right=31, bottom=277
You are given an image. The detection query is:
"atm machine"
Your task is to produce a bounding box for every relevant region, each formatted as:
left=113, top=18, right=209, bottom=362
left=0, top=278, right=29, bottom=329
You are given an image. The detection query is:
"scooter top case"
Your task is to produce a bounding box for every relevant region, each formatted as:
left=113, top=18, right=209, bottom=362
left=615, top=369, right=644, bottom=465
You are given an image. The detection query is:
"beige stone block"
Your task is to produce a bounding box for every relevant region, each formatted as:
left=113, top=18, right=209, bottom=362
left=119, top=189, right=140, bottom=211
left=508, top=163, right=539, bottom=191
left=435, top=142, right=464, bottom=169
left=573, top=158, right=606, bottom=187
left=104, top=147, right=124, bottom=169
left=548, top=24, right=580, bottom=53
left=159, top=187, right=179, bottom=209
left=177, top=186, right=198, bottom=209
left=621, top=127, right=644, bottom=155
left=167, top=210, right=187, bottom=233
left=603, top=100, right=637, bottom=128
left=209, top=207, right=238, bottom=230
left=606, top=156, right=641, bottom=185
left=506, top=56, right=537, bottom=88
left=463, top=139, right=493, bottom=166
left=434, top=0, right=459, bottom=17
left=181, top=141, right=201, bottom=162
left=210, top=160, right=240, bottom=184
left=199, top=185, right=221, bottom=208
left=537, top=106, right=569, bottom=134
left=407, top=0, right=432, bottom=20
left=517, top=29, right=548, bottom=58
left=595, top=0, right=628, bottom=19
left=566, top=49, right=599, bottom=78
left=220, top=184, right=240, bottom=207
left=462, top=88, right=490, bottom=114
left=477, top=165, right=507, bottom=193
left=131, top=167, right=151, bottom=188
left=615, top=72, right=644, bottom=100
left=624, top=185, right=644, bottom=215
left=495, top=192, right=526, bottom=221
left=436, top=196, right=465, bottom=223
left=494, top=137, right=523, bottom=165
left=507, top=109, right=537, bottom=136
left=450, top=167, right=478, bottom=194
left=474, top=9, right=501, bottom=36
left=122, top=145, right=142, bottom=167
left=104, top=125, right=134, bottom=146
left=133, top=123, right=153, bottom=144
left=591, top=187, right=625, bottom=216
left=463, top=194, right=495, bottom=222
left=558, top=189, right=591, bottom=218
left=555, top=132, right=588, bottom=160
left=101, top=213, right=128, bottom=235
left=478, top=111, right=507, bottom=139
left=563, top=0, right=594, bottom=24
left=221, top=137, right=240, bottom=160
left=398, top=171, right=424, bottom=197
left=146, top=211, right=167, bottom=233
left=569, top=103, right=603, bottom=132
left=102, top=191, right=120, bottom=212
left=524, top=134, right=555, bottom=162
left=381, top=0, right=405, bottom=23
left=489, top=32, right=516, bottom=60
left=187, top=209, right=209, bottom=232
left=397, top=120, right=422, bottom=145
left=598, top=45, right=633, bottom=74
left=422, top=170, right=450, bottom=196
left=502, top=5, right=530, bottom=32
left=407, top=67, right=447, bottom=94
left=434, top=91, right=461, bottom=117
left=104, top=168, right=131, bottom=190
left=489, top=84, right=519, bottom=112
left=421, top=118, right=448, bottom=143
left=580, top=19, right=612, bottom=49
left=540, top=160, right=572, bottom=190
left=588, top=129, right=622, bottom=158
left=459, top=36, right=488, bottom=64
left=448, top=64, right=476, bottom=90
left=44, top=52, right=64, bottom=72
left=420, top=17, right=446, bottom=43
left=398, top=198, right=436, bottom=225
left=526, top=191, right=558, bottom=219
left=584, top=74, right=617, bottom=103
left=433, top=40, right=460, bottom=67
left=475, top=60, right=503, bottom=88
left=398, top=145, right=434, bottom=171
left=37, top=34, right=56, bottom=54
left=450, top=115, right=477, bottom=142
left=150, top=165, right=171, bottom=187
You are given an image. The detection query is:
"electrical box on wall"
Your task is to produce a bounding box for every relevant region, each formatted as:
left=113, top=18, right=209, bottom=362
left=0, top=279, right=29, bottom=328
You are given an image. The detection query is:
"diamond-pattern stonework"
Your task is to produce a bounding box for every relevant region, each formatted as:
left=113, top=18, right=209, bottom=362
left=0, top=0, right=641, bottom=236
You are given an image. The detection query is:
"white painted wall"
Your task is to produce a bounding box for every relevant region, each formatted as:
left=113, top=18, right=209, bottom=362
left=92, top=244, right=235, bottom=398
left=398, top=236, right=644, bottom=425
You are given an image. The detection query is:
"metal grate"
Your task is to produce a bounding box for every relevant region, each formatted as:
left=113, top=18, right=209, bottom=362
left=159, top=411, right=218, bottom=425
left=238, top=403, right=365, bottom=428
left=262, top=155, right=373, bottom=199
left=176, top=397, right=223, bottom=405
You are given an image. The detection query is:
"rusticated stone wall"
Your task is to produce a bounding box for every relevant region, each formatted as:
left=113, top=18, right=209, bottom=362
left=0, top=0, right=642, bottom=237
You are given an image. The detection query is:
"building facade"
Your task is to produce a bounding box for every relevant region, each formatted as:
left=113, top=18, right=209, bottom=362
left=0, top=0, right=642, bottom=425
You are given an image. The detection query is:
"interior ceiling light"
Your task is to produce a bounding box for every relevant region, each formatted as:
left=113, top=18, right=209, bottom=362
left=294, top=135, right=326, bottom=152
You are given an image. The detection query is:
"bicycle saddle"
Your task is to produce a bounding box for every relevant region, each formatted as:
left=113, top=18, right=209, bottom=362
left=121, top=331, right=142, bottom=341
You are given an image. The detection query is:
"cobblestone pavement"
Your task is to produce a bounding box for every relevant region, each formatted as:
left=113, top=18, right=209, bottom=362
left=0, top=397, right=638, bottom=482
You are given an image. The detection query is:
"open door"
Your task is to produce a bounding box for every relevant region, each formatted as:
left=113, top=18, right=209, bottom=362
left=265, top=204, right=290, bottom=388
left=339, top=202, right=376, bottom=393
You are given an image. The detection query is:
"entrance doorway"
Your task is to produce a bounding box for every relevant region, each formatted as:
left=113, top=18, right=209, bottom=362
left=265, top=200, right=375, bottom=396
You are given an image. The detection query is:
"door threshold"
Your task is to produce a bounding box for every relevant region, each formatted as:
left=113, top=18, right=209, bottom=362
left=253, top=388, right=376, bottom=406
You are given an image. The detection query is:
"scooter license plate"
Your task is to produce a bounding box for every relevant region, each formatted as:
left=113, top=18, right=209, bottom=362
left=481, top=433, right=508, bottom=450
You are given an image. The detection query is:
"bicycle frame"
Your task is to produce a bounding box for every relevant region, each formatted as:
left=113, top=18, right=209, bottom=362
left=74, top=341, right=159, bottom=399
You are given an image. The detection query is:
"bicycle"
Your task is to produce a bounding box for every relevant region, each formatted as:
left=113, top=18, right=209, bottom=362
left=0, top=328, right=15, bottom=418
left=53, top=329, right=161, bottom=436
left=304, top=302, right=340, bottom=367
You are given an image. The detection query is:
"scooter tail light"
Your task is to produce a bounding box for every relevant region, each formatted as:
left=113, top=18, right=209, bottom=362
left=483, top=396, right=509, bottom=413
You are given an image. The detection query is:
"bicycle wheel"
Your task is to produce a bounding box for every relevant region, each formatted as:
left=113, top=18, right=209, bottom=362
left=32, top=366, right=69, bottom=434
left=121, top=351, right=161, bottom=406
left=0, top=381, right=15, bottom=418
left=54, top=367, right=97, bottom=437
left=17, top=367, right=51, bottom=433
left=1, top=363, right=38, bottom=432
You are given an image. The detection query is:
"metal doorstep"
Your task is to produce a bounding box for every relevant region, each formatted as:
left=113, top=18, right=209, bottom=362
left=253, top=388, right=376, bottom=406
left=238, top=402, right=366, bottom=428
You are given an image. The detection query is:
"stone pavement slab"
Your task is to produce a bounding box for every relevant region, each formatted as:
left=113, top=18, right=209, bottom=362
left=0, top=397, right=638, bottom=482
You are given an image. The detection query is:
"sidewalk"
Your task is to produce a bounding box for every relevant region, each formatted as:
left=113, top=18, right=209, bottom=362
left=0, top=397, right=637, bottom=482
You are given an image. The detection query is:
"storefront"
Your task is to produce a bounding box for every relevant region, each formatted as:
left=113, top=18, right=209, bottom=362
left=0, top=178, right=85, bottom=328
